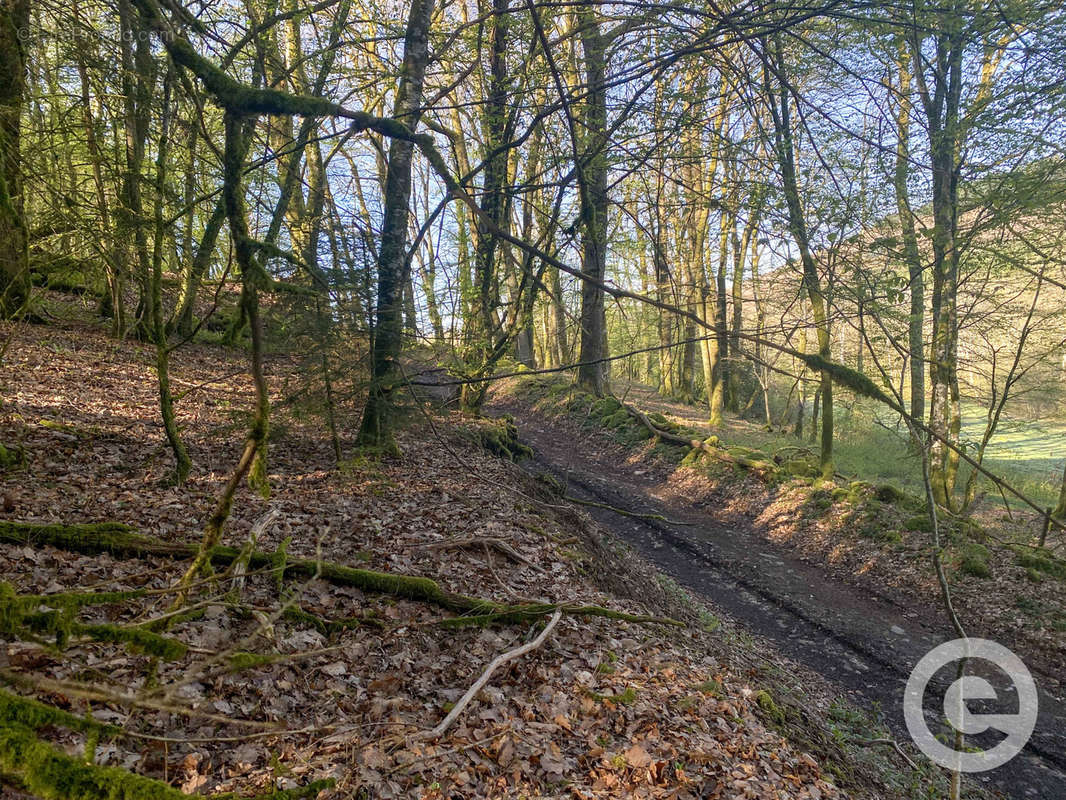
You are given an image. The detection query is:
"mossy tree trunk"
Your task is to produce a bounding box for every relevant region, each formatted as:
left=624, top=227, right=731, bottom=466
left=149, top=70, right=191, bottom=483
left=459, top=0, right=512, bottom=416
left=116, top=0, right=154, bottom=340
left=176, top=112, right=267, bottom=599
left=910, top=22, right=964, bottom=510
left=0, top=0, right=30, bottom=317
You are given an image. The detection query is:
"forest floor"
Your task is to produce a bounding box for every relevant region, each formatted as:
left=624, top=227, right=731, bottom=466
left=488, top=374, right=1066, bottom=798
left=0, top=298, right=944, bottom=799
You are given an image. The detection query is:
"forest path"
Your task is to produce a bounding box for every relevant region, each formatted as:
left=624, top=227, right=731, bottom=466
left=489, top=390, right=1066, bottom=800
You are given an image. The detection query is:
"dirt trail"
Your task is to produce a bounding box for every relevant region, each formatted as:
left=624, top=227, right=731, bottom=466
left=490, top=392, right=1066, bottom=799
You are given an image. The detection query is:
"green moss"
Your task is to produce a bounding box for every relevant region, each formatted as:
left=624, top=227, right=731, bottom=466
left=463, top=416, right=532, bottom=461
left=0, top=690, right=117, bottom=738
left=228, top=651, right=280, bottom=671
left=589, top=686, right=637, bottom=705
left=873, top=484, right=907, bottom=504
left=0, top=723, right=187, bottom=800
left=903, top=515, right=933, bottom=533
left=695, top=679, right=723, bottom=697
left=601, top=409, right=631, bottom=429
left=591, top=397, right=622, bottom=418
left=783, top=459, right=819, bottom=478
left=1015, top=549, right=1066, bottom=581
left=754, top=690, right=786, bottom=724
left=0, top=721, right=333, bottom=800
left=0, top=582, right=183, bottom=659
left=76, top=623, right=186, bottom=661
left=1026, top=568, right=1045, bottom=583
left=957, top=542, right=992, bottom=579
left=0, top=442, right=25, bottom=470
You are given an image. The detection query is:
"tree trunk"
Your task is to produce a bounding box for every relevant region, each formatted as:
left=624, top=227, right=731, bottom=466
left=116, top=0, right=154, bottom=340
left=575, top=5, right=609, bottom=396
left=460, top=0, right=512, bottom=414
left=0, top=0, right=31, bottom=316
left=357, top=0, right=436, bottom=450
left=766, top=40, right=833, bottom=476
left=914, top=27, right=964, bottom=509
left=893, top=42, right=926, bottom=439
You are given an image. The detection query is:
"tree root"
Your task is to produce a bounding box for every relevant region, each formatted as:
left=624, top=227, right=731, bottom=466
left=0, top=521, right=683, bottom=629
left=562, top=494, right=694, bottom=526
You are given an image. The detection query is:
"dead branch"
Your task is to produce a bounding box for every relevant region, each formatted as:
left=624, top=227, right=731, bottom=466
left=421, top=610, right=562, bottom=739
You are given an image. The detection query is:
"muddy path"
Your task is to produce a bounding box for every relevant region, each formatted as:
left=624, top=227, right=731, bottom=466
left=491, top=395, right=1066, bottom=799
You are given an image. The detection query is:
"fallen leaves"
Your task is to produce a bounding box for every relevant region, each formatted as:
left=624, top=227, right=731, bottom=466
left=0, top=322, right=845, bottom=799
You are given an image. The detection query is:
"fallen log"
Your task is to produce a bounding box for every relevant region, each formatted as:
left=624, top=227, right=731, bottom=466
left=0, top=521, right=682, bottom=629
left=619, top=402, right=777, bottom=474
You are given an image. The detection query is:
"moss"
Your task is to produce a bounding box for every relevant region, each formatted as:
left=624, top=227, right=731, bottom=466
left=0, top=721, right=333, bottom=800
left=590, top=397, right=622, bottom=418
left=957, top=542, right=992, bottom=579
left=75, top=623, right=186, bottom=661
left=0, top=582, right=184, bottom=659
left=755, top=690, right=786, bottom=724
left=601, top=409, right=631, bottom=429
left=0, top=690, right=117, bottom=738
left=1015, top=549, right=1066, bottom=581
left=0, top=723, right=187, bottom=800
left=873, top=484, right=907, bottom=504
left=464, top=416, right=532, bottom=461
left=535, top=472, right=565, bottom=496
left=903, top=515, right=933, bottom=533
left=589, top=686, right=637, bottom=705
left=783, top=459, right=819, bottom=478
left=695, top=679, right=723, bottom=697
left=0, top=521, right=682, bottom=629
left=0, top=441, right=25, bottom=470
left=228, top=651, right=280, bottom=671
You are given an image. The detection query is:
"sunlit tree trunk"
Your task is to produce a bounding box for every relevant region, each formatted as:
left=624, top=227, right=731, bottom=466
left=765, top=38, right=833, bottom=477
left=460, top=0, right=511, bottom=413
left=575, top=4, right=609, bottom=396
left=911, top=25, right=963, bottom=508
left=893, top=42, right=926, bottom=439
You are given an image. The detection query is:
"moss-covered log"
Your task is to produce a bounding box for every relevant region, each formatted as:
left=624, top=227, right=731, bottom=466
left=620, top=402, right=777, bottom=475
left=0, top=581, right=186, bottom=660
left=0, top=721, right=331, bottom=800
left=0, top=689, right=333, bottom=800
left=0, top=522, right=682, bottom=628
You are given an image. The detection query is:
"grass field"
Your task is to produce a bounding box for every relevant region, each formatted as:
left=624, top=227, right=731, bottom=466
left=618, top=382, right=1065, bottom=509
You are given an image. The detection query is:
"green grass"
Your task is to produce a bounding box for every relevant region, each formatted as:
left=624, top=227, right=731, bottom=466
left=710, top=399, right=1062, bottom=509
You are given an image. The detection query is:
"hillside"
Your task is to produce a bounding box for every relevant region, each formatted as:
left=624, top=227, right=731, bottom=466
left=0, top=306, right=942, bottom=799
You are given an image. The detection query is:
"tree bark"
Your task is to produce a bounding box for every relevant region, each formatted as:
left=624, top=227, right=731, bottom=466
left=911, top=24, right=964, bottom=509
left=575, top=4, right=609, bottom=396
left=357, top=0, right=436, bottom=450
left=0, top=0, right=31, bottom=316
left=765, top=39, right=833, bottom=477
left=893, top=42, right=926, bottom=440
